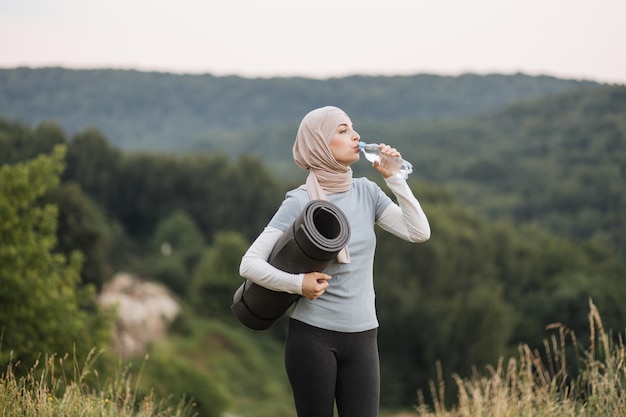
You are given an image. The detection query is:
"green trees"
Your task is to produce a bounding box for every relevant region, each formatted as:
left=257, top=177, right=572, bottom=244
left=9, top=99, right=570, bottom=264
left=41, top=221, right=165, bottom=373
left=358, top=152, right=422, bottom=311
left=148, top=209, right=205, bottom=296
left=189, top=231, right=250, bottom=318
left=398, top=86, right=626, bottom=261
left=373, top=183, right=626, bottom=407
left=375, top=187, right=515, bottom=405
left=51, top=182, right=113, bottom=290
left=63, top=128, right=121, bottom=212
left=0, top=146, right=111, bottom=367
left=0, top=118, right=65, bottom=165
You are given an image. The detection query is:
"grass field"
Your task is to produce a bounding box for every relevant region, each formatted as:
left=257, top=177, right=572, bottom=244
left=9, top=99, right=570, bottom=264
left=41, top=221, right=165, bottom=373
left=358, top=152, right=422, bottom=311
left=2, top=301, right=624, bottom=417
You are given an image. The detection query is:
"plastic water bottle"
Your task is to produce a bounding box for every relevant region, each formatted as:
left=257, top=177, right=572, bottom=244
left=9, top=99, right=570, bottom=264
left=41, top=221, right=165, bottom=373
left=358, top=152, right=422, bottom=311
left=359, top=142, right=413, bottom=180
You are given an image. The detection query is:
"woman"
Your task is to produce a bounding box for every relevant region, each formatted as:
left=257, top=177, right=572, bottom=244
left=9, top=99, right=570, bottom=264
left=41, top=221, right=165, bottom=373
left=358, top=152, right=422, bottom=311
left=239, top=106, right=430, bottom=417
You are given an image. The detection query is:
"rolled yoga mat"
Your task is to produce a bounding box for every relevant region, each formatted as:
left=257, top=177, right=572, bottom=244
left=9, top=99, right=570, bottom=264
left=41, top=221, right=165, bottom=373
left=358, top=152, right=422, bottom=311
left=232, top=199, right=351, bottom=330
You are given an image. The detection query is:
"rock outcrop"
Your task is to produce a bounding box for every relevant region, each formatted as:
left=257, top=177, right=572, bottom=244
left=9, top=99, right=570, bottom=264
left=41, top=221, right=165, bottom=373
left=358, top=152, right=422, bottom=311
left=98, top=272, right=180, bottom=358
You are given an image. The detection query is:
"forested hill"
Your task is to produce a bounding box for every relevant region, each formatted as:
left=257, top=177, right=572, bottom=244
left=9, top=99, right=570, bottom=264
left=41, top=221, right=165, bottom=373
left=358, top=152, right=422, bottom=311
left=186, top=85, right=626, bottom=261
left=0, top=67, right=601, bottom=150
left=403, top=85, right=626, bottom=260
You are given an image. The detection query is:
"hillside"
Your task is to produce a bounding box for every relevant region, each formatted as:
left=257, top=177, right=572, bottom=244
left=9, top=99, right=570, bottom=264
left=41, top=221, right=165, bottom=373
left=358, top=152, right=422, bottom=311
left=189, top=85, right=626, bottom=260
left=0, top=67, right=601, bottom=150
left=419, top=86, right=626, bottom=259
left=0, top=69, right=623, bottom=260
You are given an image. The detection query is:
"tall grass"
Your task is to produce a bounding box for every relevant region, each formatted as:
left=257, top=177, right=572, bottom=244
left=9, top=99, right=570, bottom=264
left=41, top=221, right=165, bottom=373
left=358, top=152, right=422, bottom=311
left=0, top=349, right=197, bottom=417
left=415, top=300, right=626, bottom=417
left=3, top=300, right=624, bottom=417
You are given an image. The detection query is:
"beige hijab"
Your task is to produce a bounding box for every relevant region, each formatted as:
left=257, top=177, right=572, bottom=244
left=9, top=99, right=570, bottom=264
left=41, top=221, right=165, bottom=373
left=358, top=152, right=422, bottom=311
left=293, top=106, right=352, bottom=263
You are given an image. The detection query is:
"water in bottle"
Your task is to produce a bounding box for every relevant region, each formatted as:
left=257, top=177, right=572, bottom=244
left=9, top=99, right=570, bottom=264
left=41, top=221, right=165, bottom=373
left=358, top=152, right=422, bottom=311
left=358, top=142, right=413, bottom=180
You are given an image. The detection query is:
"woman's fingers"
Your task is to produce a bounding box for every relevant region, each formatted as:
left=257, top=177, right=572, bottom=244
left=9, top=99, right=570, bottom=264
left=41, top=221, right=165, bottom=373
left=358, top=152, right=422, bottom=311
left=302, top=272, right=332, bottom=300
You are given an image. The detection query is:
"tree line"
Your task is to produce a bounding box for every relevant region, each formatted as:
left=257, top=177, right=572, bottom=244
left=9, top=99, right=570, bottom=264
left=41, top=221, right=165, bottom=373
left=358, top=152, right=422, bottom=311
left=0, top=68, right=601, bottom=151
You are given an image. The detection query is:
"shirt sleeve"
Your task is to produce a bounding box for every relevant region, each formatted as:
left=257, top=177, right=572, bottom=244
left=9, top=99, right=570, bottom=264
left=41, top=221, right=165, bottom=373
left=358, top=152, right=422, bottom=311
left=376, top=175, right=431, bottom=242
left=239, top=226, right=305, bottom=294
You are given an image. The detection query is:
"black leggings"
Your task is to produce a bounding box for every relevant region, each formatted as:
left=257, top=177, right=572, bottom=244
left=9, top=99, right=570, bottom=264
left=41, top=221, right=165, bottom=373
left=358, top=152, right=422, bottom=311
left=284, top=318, right=380, bottom=417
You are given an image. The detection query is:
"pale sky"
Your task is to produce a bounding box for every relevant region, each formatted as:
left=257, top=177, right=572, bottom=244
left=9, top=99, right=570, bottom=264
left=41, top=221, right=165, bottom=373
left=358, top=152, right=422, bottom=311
left=1, top=0, right=625, bottom=84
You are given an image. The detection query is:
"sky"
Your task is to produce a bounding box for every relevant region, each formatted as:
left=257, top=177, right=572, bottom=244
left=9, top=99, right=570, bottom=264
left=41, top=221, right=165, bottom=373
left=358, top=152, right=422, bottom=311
left=1, top=0, right=625, bottom=84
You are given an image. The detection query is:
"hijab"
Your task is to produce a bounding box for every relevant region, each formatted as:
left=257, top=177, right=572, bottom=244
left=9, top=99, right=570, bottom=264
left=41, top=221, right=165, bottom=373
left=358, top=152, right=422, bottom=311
left=293, top=106, right=352, bottom=263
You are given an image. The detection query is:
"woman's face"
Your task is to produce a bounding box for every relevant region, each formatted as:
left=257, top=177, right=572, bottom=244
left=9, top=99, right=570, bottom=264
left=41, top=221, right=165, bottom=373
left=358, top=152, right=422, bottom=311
left=329, top=116, right=361, bottom=167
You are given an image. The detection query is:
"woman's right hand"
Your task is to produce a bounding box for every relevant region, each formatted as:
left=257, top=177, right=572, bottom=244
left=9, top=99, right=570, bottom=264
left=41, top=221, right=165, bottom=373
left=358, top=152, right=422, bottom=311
left=301, top=272, right=332, bottom=300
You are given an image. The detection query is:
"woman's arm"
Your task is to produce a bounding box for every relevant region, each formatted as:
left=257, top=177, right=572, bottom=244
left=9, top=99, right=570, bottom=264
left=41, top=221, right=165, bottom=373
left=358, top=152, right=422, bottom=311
left=376, top=175, right=431, bottom=242
left=239, top=226, right=304, bottom=294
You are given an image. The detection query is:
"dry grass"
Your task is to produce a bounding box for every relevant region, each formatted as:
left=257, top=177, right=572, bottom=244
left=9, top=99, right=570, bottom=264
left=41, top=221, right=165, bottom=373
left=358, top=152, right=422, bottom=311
left=2, top=300, right=624, bottom=417
left=415, top=300, right=626, bottom=417
left=0, top=349, right=196, bottom=417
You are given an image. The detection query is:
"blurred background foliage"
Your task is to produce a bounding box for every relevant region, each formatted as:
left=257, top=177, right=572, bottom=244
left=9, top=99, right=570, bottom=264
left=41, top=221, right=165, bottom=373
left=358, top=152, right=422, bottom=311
left=0, top=69, right=625, bottom=415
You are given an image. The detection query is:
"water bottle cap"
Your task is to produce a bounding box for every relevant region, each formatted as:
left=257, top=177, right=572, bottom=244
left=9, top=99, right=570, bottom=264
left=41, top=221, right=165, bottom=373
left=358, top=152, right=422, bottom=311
left=358, top=141, right=366, bottom=150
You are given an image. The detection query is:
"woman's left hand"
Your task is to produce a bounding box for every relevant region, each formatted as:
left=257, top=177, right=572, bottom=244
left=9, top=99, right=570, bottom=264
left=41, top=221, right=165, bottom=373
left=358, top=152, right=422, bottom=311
left=373, top=143, right=402, bottom=178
